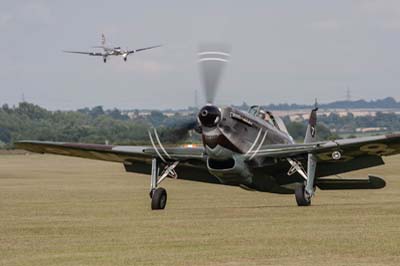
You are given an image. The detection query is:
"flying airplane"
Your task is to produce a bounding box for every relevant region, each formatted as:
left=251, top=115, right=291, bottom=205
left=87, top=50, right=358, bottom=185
left=16, top=45, right=400, bottom=210
left=63, top=34, right=161, bottom=63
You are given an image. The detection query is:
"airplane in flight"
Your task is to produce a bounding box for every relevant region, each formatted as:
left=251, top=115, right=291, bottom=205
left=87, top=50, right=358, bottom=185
left=16, top=45, right=400, bottom=210
left=63, top=34, right=161, bottom=63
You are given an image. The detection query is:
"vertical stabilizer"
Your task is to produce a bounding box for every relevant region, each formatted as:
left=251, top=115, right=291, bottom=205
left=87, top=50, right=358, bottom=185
left=304, top=107, right=318, bottom=143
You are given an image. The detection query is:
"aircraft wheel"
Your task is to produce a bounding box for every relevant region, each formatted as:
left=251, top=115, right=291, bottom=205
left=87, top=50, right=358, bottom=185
left=151, top=187, right=167, bottom=210
left=295, top=183, right=311, bottom=206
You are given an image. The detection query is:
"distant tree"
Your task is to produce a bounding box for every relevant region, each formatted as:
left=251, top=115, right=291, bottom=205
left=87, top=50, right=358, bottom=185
left=316, top=123, right=332, bottom=141
left=0, top=128, right=11, bottom=143
left=149, top=111, right=165, bottom=126
left=89, top=106, right=104, bottom=117
left=16, top=102, right=50, bottom=120
left=107, top=108, right=128, bottom=120
left=77, top=107, right=90, bottom=114
left=286, top=122, right=307, bottom=141
left=2, top=104, right=10, bottom=113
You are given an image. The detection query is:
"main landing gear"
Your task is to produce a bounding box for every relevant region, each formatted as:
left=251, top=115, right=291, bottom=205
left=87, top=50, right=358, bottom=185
left=150, top=187, right=167, bottom=209
left=288, top=153, right=317, bottom=206
left=149, top=158, right=179, bottom=210
left=295, top=183, right=311, bottom=206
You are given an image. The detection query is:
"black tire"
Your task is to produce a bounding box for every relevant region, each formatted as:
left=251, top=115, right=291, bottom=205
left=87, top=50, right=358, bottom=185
left=295, top=183, right=311, bottom=206
left=151, top=187, right=167, bottom=210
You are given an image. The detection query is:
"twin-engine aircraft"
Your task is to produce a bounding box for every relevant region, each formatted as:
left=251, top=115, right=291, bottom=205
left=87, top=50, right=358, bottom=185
left=16, top=45, right=400, bottom=210
left=63, top=34, right=161, bottom=63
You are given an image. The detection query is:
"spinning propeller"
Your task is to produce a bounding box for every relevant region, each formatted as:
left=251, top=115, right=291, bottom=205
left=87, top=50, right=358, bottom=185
left=152, top=44, right=231, bottom=141
left=196, top=44, right=230, bottom=131
left=198, top=43, right=231, bottom=104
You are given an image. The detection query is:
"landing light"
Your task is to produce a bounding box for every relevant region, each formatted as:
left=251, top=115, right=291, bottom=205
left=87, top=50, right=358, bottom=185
left=182, top=144, right=198, bottom=148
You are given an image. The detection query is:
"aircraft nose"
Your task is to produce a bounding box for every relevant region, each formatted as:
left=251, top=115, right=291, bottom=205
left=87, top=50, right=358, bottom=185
left=198, top=105, right=221, bottom=128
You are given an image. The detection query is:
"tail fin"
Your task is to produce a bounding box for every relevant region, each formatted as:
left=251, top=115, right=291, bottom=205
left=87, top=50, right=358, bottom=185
left=304, top=106, right=318, bottom=143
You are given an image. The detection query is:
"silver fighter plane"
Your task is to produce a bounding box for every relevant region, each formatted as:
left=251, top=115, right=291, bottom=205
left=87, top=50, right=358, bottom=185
left=63, top=33, right=161, bottom=63
left=17, top=45, right=400, bottom=210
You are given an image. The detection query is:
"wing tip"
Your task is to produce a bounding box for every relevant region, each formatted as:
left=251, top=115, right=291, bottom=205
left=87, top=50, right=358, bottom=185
left=368, top=175, right=386, bottom=189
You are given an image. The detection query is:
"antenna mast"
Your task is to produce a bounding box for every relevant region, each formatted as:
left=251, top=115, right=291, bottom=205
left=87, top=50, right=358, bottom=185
left=346, top=87, right=351, bottom=114
left=194, top=89, right=199, bottom=110
left=346, top=87, right=351, bottom=102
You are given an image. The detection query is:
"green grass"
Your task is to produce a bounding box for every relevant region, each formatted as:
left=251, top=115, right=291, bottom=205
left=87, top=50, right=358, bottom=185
left=1, top=154, right=400, bottom=265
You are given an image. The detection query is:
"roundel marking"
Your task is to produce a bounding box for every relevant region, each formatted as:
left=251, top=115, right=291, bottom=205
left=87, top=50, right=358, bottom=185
left=332, top=151, right=341, bottom=160
left=317, top=151, right=353, bottom=162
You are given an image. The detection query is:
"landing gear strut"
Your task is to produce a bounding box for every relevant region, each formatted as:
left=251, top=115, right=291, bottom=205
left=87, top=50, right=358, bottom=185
left=290, top=153, right=317, bottom=206
left=149, top=158, right=179, bottom=210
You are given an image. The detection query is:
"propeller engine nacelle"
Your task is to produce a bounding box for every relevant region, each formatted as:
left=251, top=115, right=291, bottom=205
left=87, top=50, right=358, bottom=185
left=122, top=53, right=128, bottom=61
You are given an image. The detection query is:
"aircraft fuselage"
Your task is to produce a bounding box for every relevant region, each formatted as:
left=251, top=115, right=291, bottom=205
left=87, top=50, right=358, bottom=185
left=198, top=105, right=295, bottom=189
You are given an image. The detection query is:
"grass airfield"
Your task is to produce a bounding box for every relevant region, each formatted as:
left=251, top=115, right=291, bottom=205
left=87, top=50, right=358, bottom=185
left=1, top=154, right=400, bottom=266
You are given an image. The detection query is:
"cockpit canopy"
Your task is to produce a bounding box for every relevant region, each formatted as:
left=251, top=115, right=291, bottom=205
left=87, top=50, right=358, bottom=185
left=248, top=105, right=289, bottom=134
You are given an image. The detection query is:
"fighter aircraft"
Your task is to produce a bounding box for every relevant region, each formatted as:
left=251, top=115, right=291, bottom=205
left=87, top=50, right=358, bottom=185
left=16, top=45, right=400, bottom=210
left=63, top=34, right=161, bottom=63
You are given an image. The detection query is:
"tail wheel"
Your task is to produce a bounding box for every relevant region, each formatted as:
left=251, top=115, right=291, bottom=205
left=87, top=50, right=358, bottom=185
left=151, top=187, right=167, bottom=210
left=295, top=183, right=311, bottom=206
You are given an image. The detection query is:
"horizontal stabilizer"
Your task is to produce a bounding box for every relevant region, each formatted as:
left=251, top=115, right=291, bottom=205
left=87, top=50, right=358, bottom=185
left=316, top=175, right=385, bottom=190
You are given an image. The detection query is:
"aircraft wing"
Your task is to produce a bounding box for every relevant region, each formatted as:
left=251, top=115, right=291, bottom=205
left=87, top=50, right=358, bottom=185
left=15, top=140, right=204, bottom=162
left=14, top=141, right=219, bottom=184
left=248, top=133, right=400, bottom=177
left=247, top=134, right=400, bottom=159
left=127, top=45, right=162, bottom=54
left=63, top=50, right=104, bottom=56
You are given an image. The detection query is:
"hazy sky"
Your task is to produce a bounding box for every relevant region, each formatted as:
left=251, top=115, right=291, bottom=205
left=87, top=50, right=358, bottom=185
left=2, top=0, right=400, bottom=110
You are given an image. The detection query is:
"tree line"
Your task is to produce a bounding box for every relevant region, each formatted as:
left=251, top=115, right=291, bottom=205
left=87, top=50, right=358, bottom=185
left=0, top=102, right=196, bottom=148
left=1, top=102, right=399, bottom=148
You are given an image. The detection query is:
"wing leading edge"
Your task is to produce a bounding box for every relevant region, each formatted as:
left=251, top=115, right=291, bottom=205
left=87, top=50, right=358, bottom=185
left=14, top=141, right=218, bottom=184
left=15, top=140, right=204, bottom=163
left=63, top=50, right=104, bottom=56
left=127, top=45, right=162, bottom=54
